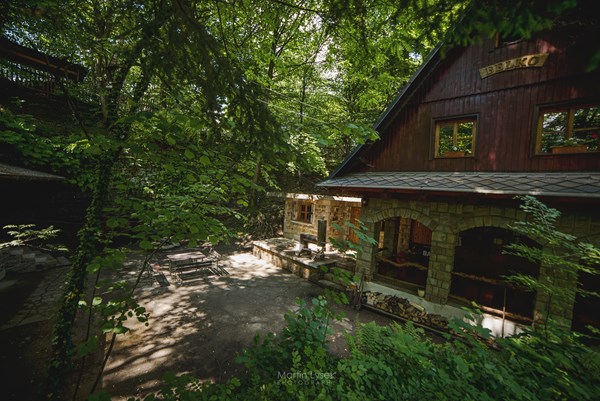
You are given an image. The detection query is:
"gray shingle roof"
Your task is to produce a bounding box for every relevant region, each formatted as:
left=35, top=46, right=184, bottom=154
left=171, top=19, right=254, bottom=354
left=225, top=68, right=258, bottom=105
left=317, top=171, right=600, bottom=198
left=0, top=162, right=65, bottom=180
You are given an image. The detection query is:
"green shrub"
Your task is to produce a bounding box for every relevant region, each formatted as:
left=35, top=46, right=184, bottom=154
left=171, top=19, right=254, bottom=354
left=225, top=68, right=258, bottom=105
left=134, top=303, right=599, bottom=401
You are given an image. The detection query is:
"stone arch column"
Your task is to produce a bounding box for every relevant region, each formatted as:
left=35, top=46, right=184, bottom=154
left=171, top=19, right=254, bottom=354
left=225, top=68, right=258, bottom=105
left=355, top=220, right=380, bottom=280
left=533, top=261, right=577, bottom=329
left=425, top=227, right=456, bottom=304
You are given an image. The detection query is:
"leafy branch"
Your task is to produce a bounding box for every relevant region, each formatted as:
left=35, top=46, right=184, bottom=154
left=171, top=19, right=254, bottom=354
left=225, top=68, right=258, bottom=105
left=504, top=195, right=600, bottom=336
left=0, top=224, right=67, bottom=253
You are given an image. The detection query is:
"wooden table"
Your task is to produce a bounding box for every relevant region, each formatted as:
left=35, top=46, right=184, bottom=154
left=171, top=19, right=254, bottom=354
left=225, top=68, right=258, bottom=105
left=165, top=251, right=218, bottom=281
left=166, top=251, right=207, bottom=265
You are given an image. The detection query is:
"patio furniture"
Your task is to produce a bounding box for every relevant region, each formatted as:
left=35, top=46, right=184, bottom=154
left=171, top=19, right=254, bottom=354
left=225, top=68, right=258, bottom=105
left=166, top=250, right=219, bottom=282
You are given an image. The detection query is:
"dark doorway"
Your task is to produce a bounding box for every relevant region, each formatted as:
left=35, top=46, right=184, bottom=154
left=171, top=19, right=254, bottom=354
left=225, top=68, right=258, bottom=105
left=572, top=267, right=600, bottom=340
left=375, top=218, right=431, bottom=290
left=450, top=227, right=540, bottom=322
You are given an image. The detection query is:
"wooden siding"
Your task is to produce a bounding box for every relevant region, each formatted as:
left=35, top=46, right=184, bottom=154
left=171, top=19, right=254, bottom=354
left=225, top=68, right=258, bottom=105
left=360, top=32, right=600, bottom=173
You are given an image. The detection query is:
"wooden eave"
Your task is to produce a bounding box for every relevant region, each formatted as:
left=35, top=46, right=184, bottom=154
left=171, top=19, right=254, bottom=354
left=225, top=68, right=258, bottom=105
left=0, top=36, right=86, bottom=82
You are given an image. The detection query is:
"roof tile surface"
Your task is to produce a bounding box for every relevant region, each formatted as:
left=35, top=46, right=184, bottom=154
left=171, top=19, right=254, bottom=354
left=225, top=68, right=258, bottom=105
left=317, top=172, right=600, bottom=198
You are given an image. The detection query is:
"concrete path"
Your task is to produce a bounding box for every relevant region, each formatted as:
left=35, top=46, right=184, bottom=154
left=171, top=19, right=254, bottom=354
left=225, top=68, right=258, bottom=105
left=0, top=262, right=70, bottom=401
left=102, top=251, right=393, bottom=400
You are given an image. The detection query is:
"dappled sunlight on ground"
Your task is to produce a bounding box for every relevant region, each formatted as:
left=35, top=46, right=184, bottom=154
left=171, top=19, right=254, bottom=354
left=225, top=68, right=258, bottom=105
left=102, top=251, right=393, bottom=400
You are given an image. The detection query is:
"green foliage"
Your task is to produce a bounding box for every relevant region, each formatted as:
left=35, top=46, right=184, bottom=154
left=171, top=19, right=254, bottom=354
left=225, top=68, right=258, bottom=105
left=236, top=296, right=337, bottom=375
left=0, top=108, right=90, bottom=186
left=137, top=373, right=241, bottom=401
left=330, top=219, right=378, bottom=258
left=504, top=196, right=600, bottom=334
left=3, top=2, right=597, bottom=400
left=283, top=297, right=336, bottom=349
left=87, top=389, right=112, bottom=401
left=0, top=224, right=67, bottom=252
left=337, top=321, right=600, bottom=401
left=446, top=0, right=574, bottom=46
left=128, top=308, right=600, bottom=401
left=326, top=0, right=463, bottom=124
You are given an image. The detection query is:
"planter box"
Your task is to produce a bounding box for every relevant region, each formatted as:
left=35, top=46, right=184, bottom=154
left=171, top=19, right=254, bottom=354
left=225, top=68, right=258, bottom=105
left=441, top=150, right=466, bottom=157
left=551, top=145, right=588, bottom=154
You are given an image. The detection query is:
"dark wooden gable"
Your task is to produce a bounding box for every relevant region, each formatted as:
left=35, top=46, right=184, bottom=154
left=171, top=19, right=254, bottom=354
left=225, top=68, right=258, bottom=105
left=341, top=29, right=600, bottom=175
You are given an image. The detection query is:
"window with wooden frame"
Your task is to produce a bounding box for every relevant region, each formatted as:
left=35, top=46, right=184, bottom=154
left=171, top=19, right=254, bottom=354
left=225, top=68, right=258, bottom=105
left=434, top=117, right=477, bottom=158
left=535, top=103, right=600, bottom=154
left=295, top=201, right=313, bottom=223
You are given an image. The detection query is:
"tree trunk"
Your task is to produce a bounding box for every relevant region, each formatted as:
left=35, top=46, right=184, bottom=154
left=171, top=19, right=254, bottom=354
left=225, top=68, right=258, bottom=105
left=46, top=151, right=119, bottom=401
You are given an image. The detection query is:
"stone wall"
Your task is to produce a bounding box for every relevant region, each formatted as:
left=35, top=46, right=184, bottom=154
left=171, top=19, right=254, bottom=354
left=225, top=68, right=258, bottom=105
left=283, top=193, right=361, bottom=244
left=252, top=239, right=337, bottom=283
left=355, top=197, right=600, bottom=327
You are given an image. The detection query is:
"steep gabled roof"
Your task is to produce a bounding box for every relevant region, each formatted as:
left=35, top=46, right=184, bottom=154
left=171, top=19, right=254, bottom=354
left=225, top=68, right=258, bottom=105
left=328, top=41, right=452, bottom=179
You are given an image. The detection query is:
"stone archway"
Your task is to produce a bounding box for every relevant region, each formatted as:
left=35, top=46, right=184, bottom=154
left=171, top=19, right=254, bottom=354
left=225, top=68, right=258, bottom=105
left=361, top=206, right=437, bottom=229
left=425, top=214, right=522, bottom=305
left=451, top=226, right=541, bottom=323
left=357, top=206, right=438, bottom=293
left=454, top=215, right=518, bottom=237
left=450, top=214, right=568, bottom=326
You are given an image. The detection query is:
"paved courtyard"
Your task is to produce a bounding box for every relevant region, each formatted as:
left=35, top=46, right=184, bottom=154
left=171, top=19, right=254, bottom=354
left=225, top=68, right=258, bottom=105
left=0, top=247, right=394, bottom=401
left=102, top=250, right=393, bottom=400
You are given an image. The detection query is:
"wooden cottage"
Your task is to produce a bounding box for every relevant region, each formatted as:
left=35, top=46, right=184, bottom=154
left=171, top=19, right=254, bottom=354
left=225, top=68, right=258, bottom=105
left=318, top=22, right=600, bottom=334
left=0, top=37, right=87, bottom=245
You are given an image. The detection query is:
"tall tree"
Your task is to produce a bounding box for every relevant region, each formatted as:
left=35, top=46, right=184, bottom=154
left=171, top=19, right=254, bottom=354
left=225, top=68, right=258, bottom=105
left=2, top=1, right=592, bottom=399
left=2, top=1, right=287, bottom=398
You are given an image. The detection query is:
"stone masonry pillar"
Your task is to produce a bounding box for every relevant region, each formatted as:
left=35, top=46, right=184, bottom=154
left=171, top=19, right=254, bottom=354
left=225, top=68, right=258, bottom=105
left=356, top=220, right=380, bottom=280
left=425, top=228, right=456, bottom=304
left=533, top=260, right=578, bottom=330
left=381, top=217, right=399, bottom=258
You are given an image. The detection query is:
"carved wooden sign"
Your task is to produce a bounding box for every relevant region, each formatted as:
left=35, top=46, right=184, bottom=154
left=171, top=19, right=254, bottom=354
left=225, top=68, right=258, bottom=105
left=479, top=53, right=549, bottom=78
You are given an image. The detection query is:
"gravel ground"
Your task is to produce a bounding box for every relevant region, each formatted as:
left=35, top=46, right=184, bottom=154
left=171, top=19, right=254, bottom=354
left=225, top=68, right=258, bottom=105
left=101, top=249, right=394, bottom=400
left=0, top=246, right=396, bottom=401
